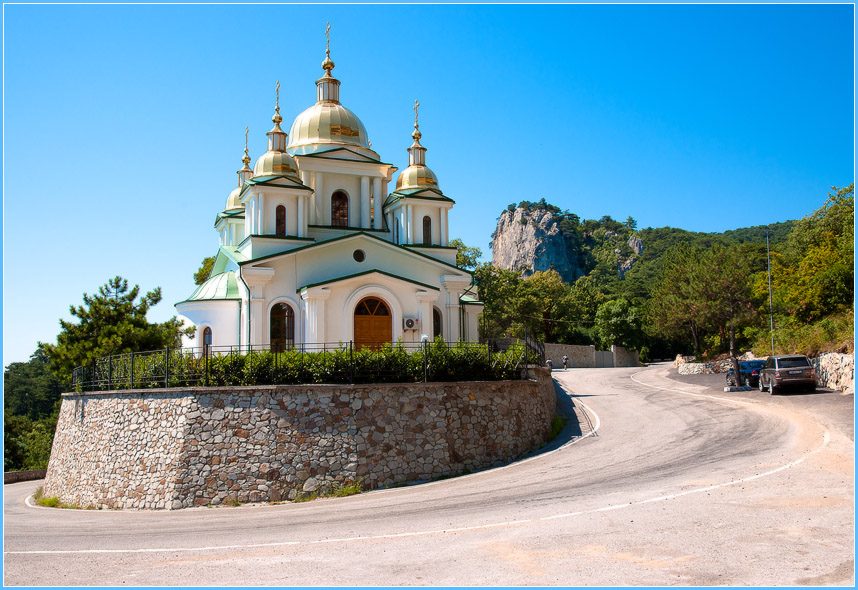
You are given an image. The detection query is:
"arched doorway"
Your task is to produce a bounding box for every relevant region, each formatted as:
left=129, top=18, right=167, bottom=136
left=354, top=297, right=392, bottom=350
left=270, top=303, right=295, bottom=352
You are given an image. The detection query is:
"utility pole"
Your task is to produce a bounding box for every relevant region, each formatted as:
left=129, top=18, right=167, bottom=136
left=766, top=231, right=775, bottom=356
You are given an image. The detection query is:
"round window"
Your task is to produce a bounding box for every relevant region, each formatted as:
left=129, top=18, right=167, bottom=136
left=353, top=249, right=366, bottom=262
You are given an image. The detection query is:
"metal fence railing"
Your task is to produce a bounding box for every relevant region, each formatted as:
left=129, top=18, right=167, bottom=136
left=71, top=338, right=543, bottom=392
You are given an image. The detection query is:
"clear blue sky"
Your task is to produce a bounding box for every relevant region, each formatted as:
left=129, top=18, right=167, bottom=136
left=2, top=4, right=854, bottom=366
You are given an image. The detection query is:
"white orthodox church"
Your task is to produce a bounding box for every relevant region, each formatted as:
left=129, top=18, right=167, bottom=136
left=175, top=35, right=482, bottom=351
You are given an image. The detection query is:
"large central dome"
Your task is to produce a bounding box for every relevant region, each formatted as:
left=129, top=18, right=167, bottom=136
left=287, top=102, right=369, bottom=150
left=286, top=45, right=378, bottom=159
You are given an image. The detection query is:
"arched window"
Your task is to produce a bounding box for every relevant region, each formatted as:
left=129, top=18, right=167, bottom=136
left=423, top=216, right=432, bottom=246
left=433, top=308, right=442, bottom=339
left=393, top=220, right=400, bottom=244
left=270, top=303, right=295, bottom=352
left=203, top=327, right=213, bottom=355
left=331, top=191, right=349, bottom=227
left=276, top=205, right=286, bottom=236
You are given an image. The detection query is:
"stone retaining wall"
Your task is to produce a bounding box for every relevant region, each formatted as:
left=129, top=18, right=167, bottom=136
left=611, top=345, right=640, bottom=368
left=43, top=372, right=555, bottom=510
left=812, top=353, right=854, bottom=393
left=544, top=344, right=596, bottom=368
left=4, top=470, right=47, bottom=484
left=676, top=352, right=854, bottom=393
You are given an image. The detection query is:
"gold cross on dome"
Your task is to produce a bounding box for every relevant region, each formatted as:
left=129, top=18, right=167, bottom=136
left=413, top=99, right=420, bottom=127
left=275, top=80, right=280, bottom=110
left=244, top=126, right=249, bottom=151
left=325, top=22, right=331, bottom=54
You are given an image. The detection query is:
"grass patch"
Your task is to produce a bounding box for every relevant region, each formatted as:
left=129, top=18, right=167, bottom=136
left=32, top=485, right=84, bottom=509
left=293, top=479, right=364, bottom=503
left=549, top=414, right=567, bottom=441
left=223, top=496, right=242, bottom=507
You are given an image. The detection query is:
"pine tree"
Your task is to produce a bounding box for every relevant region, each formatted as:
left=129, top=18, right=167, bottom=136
left=41, top=276, right=193, bottom=384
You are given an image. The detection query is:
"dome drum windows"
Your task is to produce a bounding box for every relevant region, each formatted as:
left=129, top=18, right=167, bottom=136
left=422, top=216, right=432, bottom=246
left=275, top=205, right=287, bottom=237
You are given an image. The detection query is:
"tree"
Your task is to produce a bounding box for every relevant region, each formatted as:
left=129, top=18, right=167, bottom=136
left=766, top=184, right=854, bottom=322
left=449, top=238, right=483, bottom=270
left=648, top=243, right=707, bottom=357
left=697, top=244, right=760, bottom=380
left=41, top=276, right=194, bottom=383
left=194, top=256, right=216, bottom=285
left=595, top=298, right=644, bottom=350
left=4, top=345, right=62, bottom=420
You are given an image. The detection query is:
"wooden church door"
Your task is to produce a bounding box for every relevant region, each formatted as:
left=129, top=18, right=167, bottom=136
left=354, top=297, right=392, bottom=350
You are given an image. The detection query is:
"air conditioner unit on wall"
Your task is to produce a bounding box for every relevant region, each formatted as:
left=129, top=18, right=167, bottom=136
left=403, top=317, right=420, bottom=330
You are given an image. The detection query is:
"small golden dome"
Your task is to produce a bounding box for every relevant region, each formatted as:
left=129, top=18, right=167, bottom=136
left=396, top=164, right=439, bottom=190
left=253, top=150, right=300, bottom=180
left=225, top=186, right=243, bottom=211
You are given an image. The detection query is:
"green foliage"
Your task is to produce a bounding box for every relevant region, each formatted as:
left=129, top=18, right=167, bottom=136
left=3, top=404, right=59, bottom=471
left=42, top=276, right=195, bottom=385
left=765, top=184, right=854, bottom=323
left=4, top=345, right=62, bottom=420
left=595, top=299, right=645, bottom=349
left=548, top=415, right=567, bottom=441
left=449, top=238, right=483, bottom=270
left=75, top=341, right=535, bottom=391
left=194, top=256, right=216, bottom=286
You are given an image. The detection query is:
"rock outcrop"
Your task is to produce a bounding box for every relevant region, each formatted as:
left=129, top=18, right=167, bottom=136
left=491, top=208, right=581, bottom=282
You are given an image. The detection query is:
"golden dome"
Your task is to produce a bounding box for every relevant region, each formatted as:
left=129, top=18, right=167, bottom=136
left=287, top=102, right=371, bottom=151
left=396, top=164, right=439, bottom=190
left=225, top=186, right=243, bottom=211
left=253, top=150, right=300, bottom=180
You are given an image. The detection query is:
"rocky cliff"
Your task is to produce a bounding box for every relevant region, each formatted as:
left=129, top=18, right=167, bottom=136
left=491, top=208, right=582, bottom=283
left=491, top=207, right=643, bottom=282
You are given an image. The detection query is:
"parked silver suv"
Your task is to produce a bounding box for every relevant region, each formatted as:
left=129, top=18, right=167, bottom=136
left=759, top=355, right=817, bottom=394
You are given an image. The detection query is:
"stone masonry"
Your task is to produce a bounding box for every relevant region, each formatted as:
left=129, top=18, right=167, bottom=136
left=43, top=371, right=555, bottom=510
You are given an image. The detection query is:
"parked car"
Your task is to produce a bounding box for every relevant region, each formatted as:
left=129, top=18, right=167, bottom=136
left=726, top=360, right=766, bottom=387
left=758, top=355, right=817, bottom=394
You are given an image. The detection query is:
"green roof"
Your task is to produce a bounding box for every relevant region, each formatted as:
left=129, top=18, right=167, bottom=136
left=177, top=271, right=240, bottom=304
left=298, top=269, right=440, bottom=293
left=383, top=187, right=455, bottom=208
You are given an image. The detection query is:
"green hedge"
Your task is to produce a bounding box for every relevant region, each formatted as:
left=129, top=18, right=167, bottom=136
left=75, top=341, right=538, bottom=391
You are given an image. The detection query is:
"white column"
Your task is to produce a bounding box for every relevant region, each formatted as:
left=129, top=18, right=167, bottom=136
left=372, top=177, right=382, bottom=230
left=465, top=306, right=481, bottom=342
left=441, top=208, right=449, bottom=246
left=416, top=291, right=438, bottom=341
left=301, top=288, right=331, bottom=344
left=315, top=172, right=325, bottom=225
left=387, top=212, right=394, bottom=241
left=360, top=176, right=370, bottom=229
left=301, top=171, right=315, bottom=225
left=297, top=195, right=304, bottom=238
left=406, top=205, right=413, bottom=244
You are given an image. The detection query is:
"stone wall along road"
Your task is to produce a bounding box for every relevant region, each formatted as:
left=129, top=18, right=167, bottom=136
left=43, top=371, right=555, bottom=510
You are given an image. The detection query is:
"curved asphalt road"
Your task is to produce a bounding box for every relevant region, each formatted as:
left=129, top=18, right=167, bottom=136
left=3, top=364, right=853, bottom=586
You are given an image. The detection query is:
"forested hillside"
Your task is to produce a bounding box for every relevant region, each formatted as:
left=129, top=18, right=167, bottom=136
left=479, top=185, right=853, bottom=361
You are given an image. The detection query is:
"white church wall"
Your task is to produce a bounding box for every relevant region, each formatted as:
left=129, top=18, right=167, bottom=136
left=174, top=301, right=241, bottom=350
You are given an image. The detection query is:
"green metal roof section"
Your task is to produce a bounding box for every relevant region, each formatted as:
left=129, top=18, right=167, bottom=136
left=246, top=175, right=313, bottom=192
left=214, top=209, right=245, bottom=226
left=383, top=188, right=455, bottom=209
left=460, top=293, right=483, bottom=305
left=240, top=231, right=472, bottom=276
left=298, top=269, right=440, bottom=294
left=288, top=145, right=393, bottom=166
left=177, top=271, right=241, bottom=305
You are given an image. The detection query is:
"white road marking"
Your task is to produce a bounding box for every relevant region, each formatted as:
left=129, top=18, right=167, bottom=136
left=7, top=371, right=828, bottom=557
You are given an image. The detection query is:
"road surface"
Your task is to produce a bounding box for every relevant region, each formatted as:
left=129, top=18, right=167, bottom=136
left=3, top=364, right=853, bottom=586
